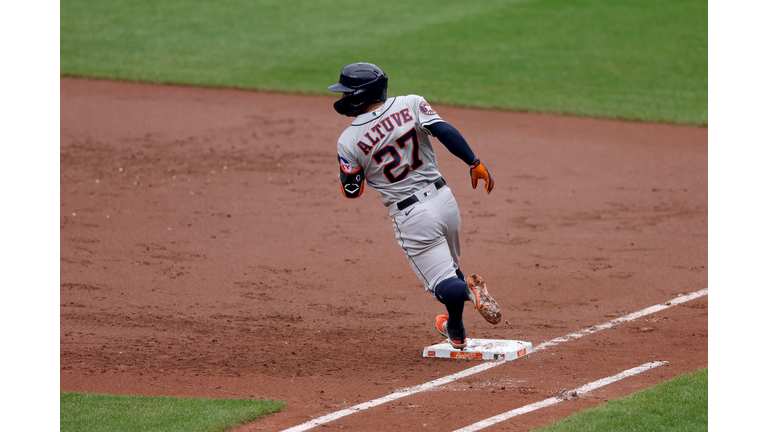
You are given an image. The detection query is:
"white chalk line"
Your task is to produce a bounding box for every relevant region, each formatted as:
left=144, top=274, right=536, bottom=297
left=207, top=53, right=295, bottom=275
left=452, top=360, right=669, bottom=432
left=280, top=288, right=707, bottom=432
left=533, top=288, right=708, bottom=352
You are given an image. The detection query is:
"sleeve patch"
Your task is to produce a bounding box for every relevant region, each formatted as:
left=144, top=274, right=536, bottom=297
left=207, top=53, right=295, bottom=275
left=338, top=154, right=356, bottom=174
left=419, top=100, right=437, bottom=115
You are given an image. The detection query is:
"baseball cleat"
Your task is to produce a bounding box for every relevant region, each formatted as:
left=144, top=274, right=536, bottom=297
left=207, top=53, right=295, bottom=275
left=435, top=313, right=467, bottom=350
left=467, top=274, right=502, bottom=324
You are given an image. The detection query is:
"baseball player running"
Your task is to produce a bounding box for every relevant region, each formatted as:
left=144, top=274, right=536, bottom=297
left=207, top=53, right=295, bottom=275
left=329, top=62, right=501, bottom=349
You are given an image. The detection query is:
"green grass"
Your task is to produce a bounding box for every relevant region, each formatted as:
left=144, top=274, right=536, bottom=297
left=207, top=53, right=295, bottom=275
left=61, top=0, right=707, bottom=125
left=534, top=368, right=708, bottom=432
left=60, top=392, right=285, bottom=432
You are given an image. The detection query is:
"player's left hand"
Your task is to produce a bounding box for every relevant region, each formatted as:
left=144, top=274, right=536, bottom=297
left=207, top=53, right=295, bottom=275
left=469, top=158, right=494, bottom=194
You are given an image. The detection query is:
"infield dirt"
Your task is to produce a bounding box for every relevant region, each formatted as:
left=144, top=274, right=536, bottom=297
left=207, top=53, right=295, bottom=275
left=60, top=77, right=707, bottom=431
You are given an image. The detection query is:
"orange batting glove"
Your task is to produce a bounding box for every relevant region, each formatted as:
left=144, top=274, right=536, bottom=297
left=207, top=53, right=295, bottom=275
left=469, top=157, right=494, bottom=194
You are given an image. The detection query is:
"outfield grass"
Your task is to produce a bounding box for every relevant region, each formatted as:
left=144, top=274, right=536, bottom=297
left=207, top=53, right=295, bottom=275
left=534, top=368, right=708, bottom=432
left=60, top=392, right=285, bottom=432
left=61, top=0, right=707, bottom=125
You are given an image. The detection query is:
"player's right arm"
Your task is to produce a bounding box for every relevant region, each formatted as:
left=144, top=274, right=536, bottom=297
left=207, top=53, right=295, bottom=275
left=337, top=149, right=364, bottom=199
left=426, top=121, right=495, bottom=194
left=339, top=163, right=364, bottom=198
left=425, top=122, right=476, bottom=165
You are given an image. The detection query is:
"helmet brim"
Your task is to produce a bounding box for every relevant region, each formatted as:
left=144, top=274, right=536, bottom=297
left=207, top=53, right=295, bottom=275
left=328, top=82, right=353, bottom=93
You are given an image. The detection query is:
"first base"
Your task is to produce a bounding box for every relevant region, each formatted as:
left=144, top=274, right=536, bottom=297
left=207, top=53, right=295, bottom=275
left=423, top=339, right=533, bottom=361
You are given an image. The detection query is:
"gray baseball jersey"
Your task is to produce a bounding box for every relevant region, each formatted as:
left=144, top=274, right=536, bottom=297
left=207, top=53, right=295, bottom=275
left=337, top=95, right=445, bottom=207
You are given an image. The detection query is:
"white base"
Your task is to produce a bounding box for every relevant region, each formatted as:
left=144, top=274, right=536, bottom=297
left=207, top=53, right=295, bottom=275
left=423, top=338, right=533, bottom=361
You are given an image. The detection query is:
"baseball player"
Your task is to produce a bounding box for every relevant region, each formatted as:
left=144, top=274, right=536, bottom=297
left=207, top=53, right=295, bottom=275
left=329, top=62, right=501, bottom=349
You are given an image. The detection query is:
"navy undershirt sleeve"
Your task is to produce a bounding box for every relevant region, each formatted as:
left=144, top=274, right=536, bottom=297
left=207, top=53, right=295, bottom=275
left=426, top=122, right=477, bottom=166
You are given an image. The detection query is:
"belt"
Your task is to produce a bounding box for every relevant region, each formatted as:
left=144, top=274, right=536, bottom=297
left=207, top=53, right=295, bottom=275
left=397, top=177, right=446, bottom=211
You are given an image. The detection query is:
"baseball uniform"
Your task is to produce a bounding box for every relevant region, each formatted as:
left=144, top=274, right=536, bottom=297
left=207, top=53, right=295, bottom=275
left=336, top=95, right=460, bottom=294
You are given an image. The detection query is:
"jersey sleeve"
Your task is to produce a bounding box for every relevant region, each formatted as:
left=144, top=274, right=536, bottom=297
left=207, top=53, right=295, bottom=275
left=410, top=95, right=445, bottom=134
left=337, top=140, right=361, bottom=175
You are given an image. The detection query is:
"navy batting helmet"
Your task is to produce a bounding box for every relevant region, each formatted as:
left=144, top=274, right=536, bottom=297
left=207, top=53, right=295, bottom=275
left=328, top=63, right=388, bottom=117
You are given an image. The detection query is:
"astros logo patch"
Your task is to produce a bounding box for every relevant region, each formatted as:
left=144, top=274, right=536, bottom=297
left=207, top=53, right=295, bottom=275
left=419, top=101, right=436, bottom=115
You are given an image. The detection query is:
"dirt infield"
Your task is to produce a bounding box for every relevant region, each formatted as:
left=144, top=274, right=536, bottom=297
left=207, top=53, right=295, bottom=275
left=60, top=77, right=707, bottom=431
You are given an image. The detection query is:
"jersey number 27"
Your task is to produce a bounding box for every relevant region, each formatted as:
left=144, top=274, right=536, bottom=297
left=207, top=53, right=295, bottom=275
left=371, top=128, right=424, bottom=183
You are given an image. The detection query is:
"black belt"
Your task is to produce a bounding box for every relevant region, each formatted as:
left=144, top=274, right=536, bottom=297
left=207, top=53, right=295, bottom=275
left=397, top=178, right=446, bottom=211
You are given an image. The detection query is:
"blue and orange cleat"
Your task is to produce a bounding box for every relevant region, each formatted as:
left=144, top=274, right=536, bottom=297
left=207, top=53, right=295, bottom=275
left=435, top=313, right=467, bottom=350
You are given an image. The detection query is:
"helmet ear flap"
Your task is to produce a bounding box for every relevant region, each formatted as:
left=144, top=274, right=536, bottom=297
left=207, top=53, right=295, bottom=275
left=333, top=97, right=357, bottom=116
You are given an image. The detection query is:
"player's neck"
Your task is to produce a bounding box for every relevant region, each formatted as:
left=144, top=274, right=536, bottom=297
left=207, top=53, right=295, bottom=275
left=363, top=101, right=386, bottom=113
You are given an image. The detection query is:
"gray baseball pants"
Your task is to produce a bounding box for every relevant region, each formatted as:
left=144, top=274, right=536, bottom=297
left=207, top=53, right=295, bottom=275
left=388, top=185, right=461, bottom=297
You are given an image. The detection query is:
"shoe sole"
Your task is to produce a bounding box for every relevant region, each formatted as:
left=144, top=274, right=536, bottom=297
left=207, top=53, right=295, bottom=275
left=467, top=274, right=502, bottom=324
left=449, top=340, right=467, bottom=350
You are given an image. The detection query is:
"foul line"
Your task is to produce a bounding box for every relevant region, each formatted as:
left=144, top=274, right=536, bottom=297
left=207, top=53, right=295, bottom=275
left=280, top=288, right=707, bottom=432
left=452, top=361, right=669, bottom=432
left=533, top=288, right=708, bottom=352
